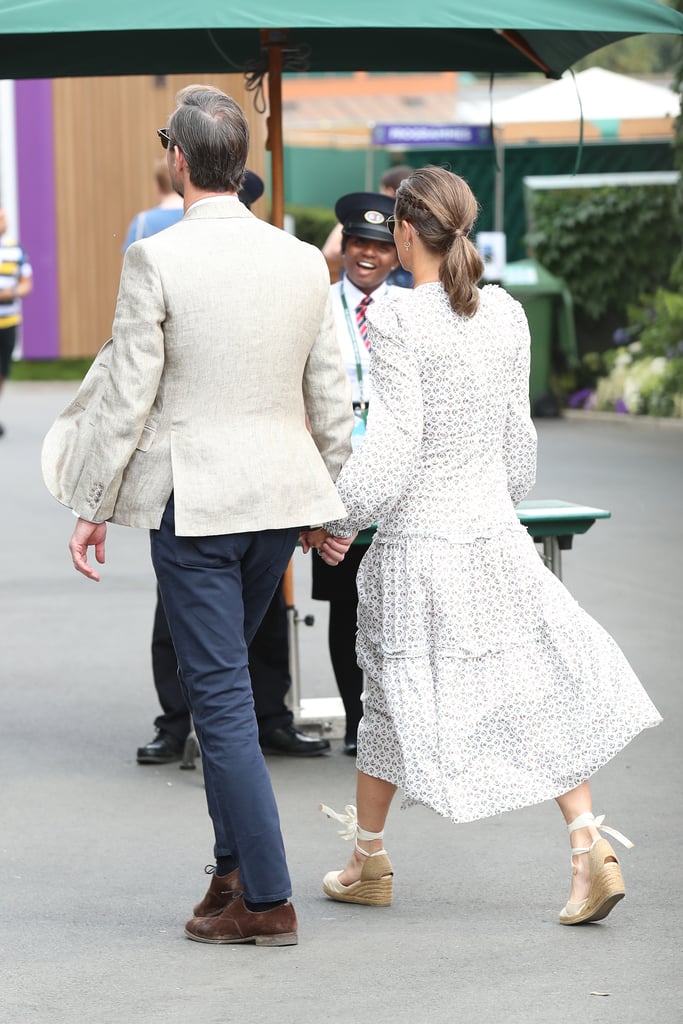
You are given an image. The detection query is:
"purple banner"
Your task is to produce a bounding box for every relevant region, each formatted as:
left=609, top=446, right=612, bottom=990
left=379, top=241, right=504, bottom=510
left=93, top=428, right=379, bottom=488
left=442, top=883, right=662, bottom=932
left=15, top=80, right=59, bottom=360
left=372, top=123, right=493, bottom=148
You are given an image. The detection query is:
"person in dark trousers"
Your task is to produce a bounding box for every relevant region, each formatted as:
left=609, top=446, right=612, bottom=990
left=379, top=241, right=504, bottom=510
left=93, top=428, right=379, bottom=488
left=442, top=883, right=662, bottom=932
left=130, top=169, right=329, bottom=764
left=47, top=85, right=353, bottom=945
left=138, top=581, right=330, bottom=762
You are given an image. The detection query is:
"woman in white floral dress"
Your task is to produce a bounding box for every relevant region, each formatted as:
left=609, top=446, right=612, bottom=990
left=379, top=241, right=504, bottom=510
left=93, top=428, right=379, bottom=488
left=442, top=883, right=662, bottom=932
left=301, top=167, right=661, bottom=925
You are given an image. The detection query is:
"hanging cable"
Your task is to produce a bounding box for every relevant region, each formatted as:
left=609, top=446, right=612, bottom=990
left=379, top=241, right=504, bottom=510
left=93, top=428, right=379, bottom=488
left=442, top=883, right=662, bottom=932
left=243, top=53, right=270, bottom=114
left=489, top=72, right=500, bottom=173
left=206, top=30, right=310, bottom=114
left=206, top=29, right=246, bottom=73
left=246, top=43, right=310, bottom=114
left=569, top=67, right=584, bottom=175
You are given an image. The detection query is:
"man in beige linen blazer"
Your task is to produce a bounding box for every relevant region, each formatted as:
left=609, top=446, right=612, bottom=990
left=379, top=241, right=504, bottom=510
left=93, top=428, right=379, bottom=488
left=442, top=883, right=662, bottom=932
left=44, top=191, right=350, bottom=536
left=43, top=86, right=353, bottom=947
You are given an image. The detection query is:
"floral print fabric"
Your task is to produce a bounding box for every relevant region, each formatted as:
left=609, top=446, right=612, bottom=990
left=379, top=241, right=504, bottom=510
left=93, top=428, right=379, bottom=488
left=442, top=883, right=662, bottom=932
left=326, top=282, right=661, bottom=823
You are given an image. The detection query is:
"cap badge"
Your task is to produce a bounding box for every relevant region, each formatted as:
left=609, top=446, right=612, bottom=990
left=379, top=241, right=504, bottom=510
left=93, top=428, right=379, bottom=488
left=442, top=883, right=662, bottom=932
left=364, top=210, right=385, bottom=224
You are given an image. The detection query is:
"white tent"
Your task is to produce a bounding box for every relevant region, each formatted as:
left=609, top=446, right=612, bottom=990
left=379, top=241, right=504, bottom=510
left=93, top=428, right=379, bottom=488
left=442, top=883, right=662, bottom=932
left=458, top=67, right=679, bottom=124
left=496, top=67, right=678, bottom=123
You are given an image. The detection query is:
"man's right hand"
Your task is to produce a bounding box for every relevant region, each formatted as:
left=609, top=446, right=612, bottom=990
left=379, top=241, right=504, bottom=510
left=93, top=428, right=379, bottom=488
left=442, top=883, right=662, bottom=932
left=69, top=519, right=107, bottom=582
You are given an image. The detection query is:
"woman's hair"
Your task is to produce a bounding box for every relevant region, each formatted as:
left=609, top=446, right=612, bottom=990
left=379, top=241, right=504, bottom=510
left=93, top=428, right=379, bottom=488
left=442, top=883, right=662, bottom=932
left=394, top=166, right=484, bottom=317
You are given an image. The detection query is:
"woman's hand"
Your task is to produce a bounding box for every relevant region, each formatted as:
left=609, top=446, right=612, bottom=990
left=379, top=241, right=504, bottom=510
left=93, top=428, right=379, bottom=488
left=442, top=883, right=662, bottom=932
left=320, top=533, right=356, bottom=565
left=299, top=528, right=357, bottom=565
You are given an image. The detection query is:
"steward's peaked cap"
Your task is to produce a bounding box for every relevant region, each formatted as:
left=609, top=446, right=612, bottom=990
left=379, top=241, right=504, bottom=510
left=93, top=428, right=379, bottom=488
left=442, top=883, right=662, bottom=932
left=239, top=169, right=265, bottom=209
left=335, top=191, right=395, bottom=243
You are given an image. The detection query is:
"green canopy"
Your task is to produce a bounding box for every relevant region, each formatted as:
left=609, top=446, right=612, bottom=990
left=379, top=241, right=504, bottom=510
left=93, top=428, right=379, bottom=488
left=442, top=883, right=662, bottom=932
left=0, top=0, right=681, bottom=79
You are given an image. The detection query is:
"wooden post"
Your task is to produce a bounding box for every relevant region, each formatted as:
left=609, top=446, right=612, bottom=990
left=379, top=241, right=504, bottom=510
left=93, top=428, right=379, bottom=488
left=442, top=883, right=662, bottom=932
left=260, top=29, right=288, bottom=230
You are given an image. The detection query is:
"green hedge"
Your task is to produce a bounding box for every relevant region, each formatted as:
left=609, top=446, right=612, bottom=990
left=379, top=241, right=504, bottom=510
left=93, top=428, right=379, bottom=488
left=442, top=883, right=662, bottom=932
left=526, top=184, right=679, bottom=323
left=11, top=358, right=93, bottom=381
left=285, top=205, right=337, bottom=248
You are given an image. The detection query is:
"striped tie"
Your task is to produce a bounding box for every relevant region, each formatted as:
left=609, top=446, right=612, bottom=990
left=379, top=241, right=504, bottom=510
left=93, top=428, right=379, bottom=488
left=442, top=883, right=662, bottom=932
left=355, top=295, right=373, bottom=350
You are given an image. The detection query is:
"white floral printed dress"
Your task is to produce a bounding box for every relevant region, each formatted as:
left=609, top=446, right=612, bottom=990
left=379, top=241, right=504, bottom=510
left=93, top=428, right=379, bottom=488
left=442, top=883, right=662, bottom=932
left=325, top=282, right=661, bottom=824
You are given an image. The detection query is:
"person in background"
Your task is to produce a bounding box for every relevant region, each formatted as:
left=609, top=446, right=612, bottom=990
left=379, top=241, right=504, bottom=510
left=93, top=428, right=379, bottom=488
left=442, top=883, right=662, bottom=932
left=321, top=165, right=414, bottom=286
left=0, top=208, right=33, bottom=437
left=312, top=191, right=408, bottom=756
left=123, top=157, right=184, bottom=251
left=303, top=166, right=661, bottom=926
left=130, top=169, right=329, bottom=764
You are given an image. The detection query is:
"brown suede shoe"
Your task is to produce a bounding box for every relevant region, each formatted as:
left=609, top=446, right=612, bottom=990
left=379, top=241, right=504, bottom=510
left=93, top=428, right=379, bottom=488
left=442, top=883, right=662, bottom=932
left=193, top=867, right=243, bottom=917
left=185, top=896, right=298, bottom=945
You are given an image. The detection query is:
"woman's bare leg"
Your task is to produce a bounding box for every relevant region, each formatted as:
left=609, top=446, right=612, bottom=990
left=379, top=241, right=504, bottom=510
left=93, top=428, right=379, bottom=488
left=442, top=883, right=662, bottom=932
left=337, top=770, right=397, bottom=885
left=555, top=780, right=601, bottom=903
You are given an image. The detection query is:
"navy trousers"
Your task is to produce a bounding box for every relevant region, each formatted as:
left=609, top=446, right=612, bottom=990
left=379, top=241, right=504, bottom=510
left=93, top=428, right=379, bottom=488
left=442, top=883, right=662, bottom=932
left=151, top=581, right=294, bottom=743
left=150, top=496, right=298, bottom=903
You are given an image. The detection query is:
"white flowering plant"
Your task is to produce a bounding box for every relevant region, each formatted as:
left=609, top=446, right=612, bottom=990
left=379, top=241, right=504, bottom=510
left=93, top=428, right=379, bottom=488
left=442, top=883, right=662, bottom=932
left=569, top=288, right=683, bottom=417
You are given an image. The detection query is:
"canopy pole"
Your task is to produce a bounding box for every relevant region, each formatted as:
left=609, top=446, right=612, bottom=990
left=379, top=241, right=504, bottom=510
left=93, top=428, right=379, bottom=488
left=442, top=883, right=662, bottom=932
left=496, top=30, right=554, bottom=77
left=260, top=31, right=298, bottom=710
left=260, top=28, right=288, bottom=230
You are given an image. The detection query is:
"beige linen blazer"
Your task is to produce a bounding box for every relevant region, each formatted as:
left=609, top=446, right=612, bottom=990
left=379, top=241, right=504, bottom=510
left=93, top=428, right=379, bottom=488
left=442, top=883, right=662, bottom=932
left=42, top=199, right=353, bottom=535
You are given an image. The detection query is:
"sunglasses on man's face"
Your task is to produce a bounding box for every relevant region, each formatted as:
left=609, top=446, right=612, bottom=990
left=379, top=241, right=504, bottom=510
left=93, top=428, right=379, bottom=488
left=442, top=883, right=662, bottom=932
left=157, top=128, right=173, bottom=150
left=386, top=216, right=396, bottom=235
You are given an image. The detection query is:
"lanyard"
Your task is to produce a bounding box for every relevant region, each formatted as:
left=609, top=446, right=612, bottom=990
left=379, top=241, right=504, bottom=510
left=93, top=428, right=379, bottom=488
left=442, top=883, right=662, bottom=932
left=340, top=288, right=369, bottom=410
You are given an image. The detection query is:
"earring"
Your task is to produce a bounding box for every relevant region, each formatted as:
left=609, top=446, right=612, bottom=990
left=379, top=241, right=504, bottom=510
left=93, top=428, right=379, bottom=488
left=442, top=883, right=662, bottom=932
left=404, top=241, right=411, bottom=251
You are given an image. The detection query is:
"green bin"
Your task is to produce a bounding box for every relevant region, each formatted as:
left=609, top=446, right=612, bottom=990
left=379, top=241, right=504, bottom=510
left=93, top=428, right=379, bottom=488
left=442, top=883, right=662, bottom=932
left=501, top=260, right=578, bottom=415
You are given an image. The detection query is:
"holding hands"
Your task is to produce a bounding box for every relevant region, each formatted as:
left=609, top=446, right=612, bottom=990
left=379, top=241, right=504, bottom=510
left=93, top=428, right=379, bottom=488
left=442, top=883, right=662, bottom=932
left=300, top=528, right=357, bottom=565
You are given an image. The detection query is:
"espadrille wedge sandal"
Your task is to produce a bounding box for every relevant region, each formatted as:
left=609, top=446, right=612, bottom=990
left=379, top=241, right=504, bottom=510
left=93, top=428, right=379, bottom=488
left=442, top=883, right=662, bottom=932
left=319, top=803, right=393, bottom=907
left=559, top=812, right=633, bottom=925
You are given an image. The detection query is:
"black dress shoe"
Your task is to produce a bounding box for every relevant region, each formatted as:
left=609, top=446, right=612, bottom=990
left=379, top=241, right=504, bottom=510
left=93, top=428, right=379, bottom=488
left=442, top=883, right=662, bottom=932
left=260, top=724, right=330, bottom=757
left=343, top=741, right=358, bottom=757
left=136, top=731, right=185, bottom=764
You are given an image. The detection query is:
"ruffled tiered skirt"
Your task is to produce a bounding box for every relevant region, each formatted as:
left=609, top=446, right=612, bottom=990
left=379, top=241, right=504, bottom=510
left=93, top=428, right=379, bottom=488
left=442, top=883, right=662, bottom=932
left=355, top=526, right=661, bottom=823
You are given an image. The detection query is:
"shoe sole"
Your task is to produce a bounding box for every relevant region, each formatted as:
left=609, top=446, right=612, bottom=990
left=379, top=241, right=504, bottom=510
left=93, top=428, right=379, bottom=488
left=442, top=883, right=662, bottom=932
left=184, top=928, right=297, bottom=945
left=136, top=756, right=182, bottom=764
left=560, top=839, right=626, bottom=925
left=260, top=749, right=329, bottom=757
left=560, top=891, right=624, bottom=926
left=322, top=890, right=392, bottom=907
left=322, top=879, right=393, bottom=907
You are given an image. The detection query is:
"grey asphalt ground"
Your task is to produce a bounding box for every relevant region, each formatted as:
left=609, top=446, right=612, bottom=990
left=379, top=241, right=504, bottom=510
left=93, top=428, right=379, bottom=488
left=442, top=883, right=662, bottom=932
left=1, top=382, right=682, bottom=1024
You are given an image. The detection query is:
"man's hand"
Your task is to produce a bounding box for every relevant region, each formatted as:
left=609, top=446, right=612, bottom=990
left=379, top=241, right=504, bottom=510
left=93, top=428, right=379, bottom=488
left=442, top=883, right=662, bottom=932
left=299, top=527, right=326, bottom=554
left=299, top=528, right=357, bottom=565
left=69, top=519, right=107, bottom=582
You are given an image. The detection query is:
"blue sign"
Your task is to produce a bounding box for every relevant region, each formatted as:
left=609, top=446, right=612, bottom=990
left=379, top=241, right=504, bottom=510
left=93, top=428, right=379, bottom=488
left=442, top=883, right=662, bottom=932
left=372, top=124, right=493, bottom=148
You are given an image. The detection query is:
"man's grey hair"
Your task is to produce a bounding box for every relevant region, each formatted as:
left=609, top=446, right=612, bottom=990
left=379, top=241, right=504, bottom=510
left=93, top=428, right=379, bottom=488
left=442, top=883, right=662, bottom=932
left=168, top=86, right=249, bottom=192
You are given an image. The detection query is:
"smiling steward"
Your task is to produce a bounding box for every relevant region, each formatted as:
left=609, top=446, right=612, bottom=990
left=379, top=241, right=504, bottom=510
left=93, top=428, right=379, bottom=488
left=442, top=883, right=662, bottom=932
left=313, top=191, right=409, bottom=754
left=330, top=192, right=407, bottom=415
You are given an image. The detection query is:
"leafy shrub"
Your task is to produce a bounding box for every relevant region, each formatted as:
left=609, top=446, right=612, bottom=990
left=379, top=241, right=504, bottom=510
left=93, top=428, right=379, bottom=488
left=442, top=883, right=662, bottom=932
left=626, top=287, right=683, bottom=360
left=576, top=288, right=683, bottom=417
left=285, top=205, right=337, bottom=249
left=526, top=184, right=679, bottom=322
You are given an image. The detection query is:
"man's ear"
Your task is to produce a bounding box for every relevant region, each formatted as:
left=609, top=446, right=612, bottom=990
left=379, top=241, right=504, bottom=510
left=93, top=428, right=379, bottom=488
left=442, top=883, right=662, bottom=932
left=173, top=145, right=187, bottom=174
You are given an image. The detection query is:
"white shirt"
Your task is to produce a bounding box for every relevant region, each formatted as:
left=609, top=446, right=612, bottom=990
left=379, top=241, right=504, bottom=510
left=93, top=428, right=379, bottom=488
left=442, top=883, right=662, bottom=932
left=330, top=277, right=406, bottom=405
